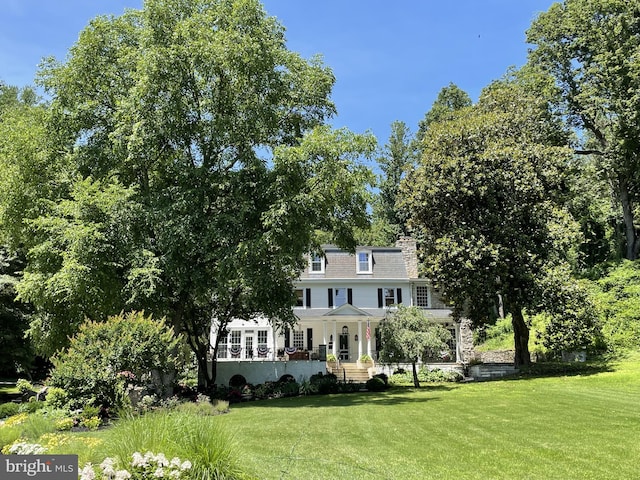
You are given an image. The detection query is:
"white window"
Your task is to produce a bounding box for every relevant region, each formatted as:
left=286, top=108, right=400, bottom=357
left=293, top=331, right=304, bottom=350
left=416, top=285, right=429, bottom=308
left=310, top=254, right=324, bottom=273
left=245, top=334, right=253, bottom=359
left=357, top=250, right=372, bottom=273
left=384, top=288, right=396, bottom=306
left=230, top=331, right=241, bottom=358
left=218, top=333, right=228, bottom=359
left=258, top=329, right=268, bottom=346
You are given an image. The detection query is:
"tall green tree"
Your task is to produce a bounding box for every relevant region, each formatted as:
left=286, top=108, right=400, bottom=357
left=3, top=0, right=374, bottom=390
left=378, top=305, right=451, bottom=388
left=370, top=120, right=416, bottom=246
left=416, top=82, right=472, bottom=143
left=527, top=0, right=640, bottom=259
left=400, top=72, right=577, bottom=366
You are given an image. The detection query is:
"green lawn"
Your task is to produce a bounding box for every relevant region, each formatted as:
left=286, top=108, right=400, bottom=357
left=217, top=356, right=640, bottom=480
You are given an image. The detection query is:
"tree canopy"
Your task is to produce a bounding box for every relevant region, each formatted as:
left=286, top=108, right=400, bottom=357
left=400, top=72, right=577, bottom=366
left=0, top=0, right=375, bottom=390
left=378, top=305, right=451, bottom=388
left=527, top=0, right=640, bottom=260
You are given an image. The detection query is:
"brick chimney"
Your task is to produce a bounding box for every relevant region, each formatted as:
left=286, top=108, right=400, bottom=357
left=395, top=236, right=418, bottom=278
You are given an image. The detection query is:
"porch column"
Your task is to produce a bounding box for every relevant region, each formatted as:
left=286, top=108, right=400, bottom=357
left=332, top=321, right=337, bottom=356
left=455, top=322, right=461, bottom=363
left=366, top=321, right=372, bottom=358
left=323, top=321, right=327, bottom=346
left=272, top=327, right=277, bottom=361
left=357, top=320, right=363, bottom=359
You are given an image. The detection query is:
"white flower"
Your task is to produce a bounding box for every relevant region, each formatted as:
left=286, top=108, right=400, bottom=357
left=100, top=458, right=116, bottom=470
left=80, top=464, right=96, bottom=480
left=154, top=453, right=169, bottom=467
left=115, top=470, right=132, bottom=480
left=168, top=470, right=181, bottom=479
left=102, top=466, right=116, bottom=479
left=154, top=467, right=165, bottom=478
left=170, top=457, right=181, bottom=468
left=180, top=461, right=192, bottom=471
left=131, top=452, right=146, bottom=468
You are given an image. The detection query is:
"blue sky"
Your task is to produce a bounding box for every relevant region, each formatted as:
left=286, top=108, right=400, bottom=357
left=0, top=0, right=555, bottom=145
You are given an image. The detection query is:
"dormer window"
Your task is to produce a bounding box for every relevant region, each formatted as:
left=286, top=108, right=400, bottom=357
left=310, top=253, right=324, bottom=273
left=356, top=250, right=372, bottom=274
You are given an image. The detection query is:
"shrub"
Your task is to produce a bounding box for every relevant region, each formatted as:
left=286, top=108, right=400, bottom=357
left=54, top=417, right=75, bottom=431
left=49, top=311, right=182, bottom=409
left=18, top=400, right=45, bottom=414
left=373, top=373, right=388, bottom=385
left=366, top=377, right=387, bottom=392
left=16, top=379, right=34, bottom=394
left=0, top=402, right=19, bottom=419
left=45, top=387, right=69, bottom=409
left=80, top=416, right=101, bottom=431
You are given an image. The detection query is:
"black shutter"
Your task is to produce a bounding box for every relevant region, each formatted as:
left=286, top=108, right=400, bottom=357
left=307, top=328, right=313, bottom=350
left=305, top=288, right=311, bottom=308
left=328, top=288, right=333, bottom=308
left=347, top=288, right=353, bottom=305
left=378, top=288, right=383, bottom=308
left=397, top=288, right=403, bottom=304
left=284, top=327, right=290, bottom=348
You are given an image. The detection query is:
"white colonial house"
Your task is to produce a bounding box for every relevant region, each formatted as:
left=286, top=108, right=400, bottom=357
left=210, top=237, right=472, bottom=385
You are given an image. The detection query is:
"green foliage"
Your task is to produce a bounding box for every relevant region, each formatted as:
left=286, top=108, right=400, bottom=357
left=535, top=265, right=602, bottom=354
left=365, top=377, right=386, bottom=392
left=379, top=306, right=451, bottom=365
left=0, top=247, right=33, bottom=375
left=80, top=416, right=101, bottom=431
left=44, top=387, right=69, bottom=410
left=54, top=417, right=74, bottom=431
left=527, top=0, right=640, bottom=260
left=0, top=402, right=19, bottom=419
left=18, top=400, right=45, bottom=414
left=49, top=311, right=181, bottom=408
left=100, top=411, right=245, bottom=480
left=7, top=0, right=376, bottom=392
left=16, top=378, right=34, bottom=394
left=591, top=261, right=640, bottom=351
left=400, top=70, right=577, bottom=366
left=390, top=368, right=463, bottom=385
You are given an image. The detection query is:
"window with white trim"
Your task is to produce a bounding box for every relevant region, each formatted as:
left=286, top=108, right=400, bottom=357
left=357, top=250, right=372, bottom=273
left=218, top=333, right=228, bottom=359
left=416, top=285, right=429, bottom=308
left=384, top=288, right=396, bottom=306
left=334, top=288, right=347, bottom=307
left=295, top=289, right=304, bottom=307
left=310, top=254, right=324, bottom=273
left=230, top=331, right=241, bottom=358
left=293, top=331, right=304, bottom=350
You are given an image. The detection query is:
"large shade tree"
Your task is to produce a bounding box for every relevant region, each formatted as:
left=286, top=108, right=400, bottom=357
left=1, top=0, right=375, bottom=390
left=527, top=0, right=640, bottom=260
left=400, top=71, right=577, bottom=366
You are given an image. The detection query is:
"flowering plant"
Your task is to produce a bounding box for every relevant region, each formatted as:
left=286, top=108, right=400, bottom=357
left=80, top=452, right=192, bottom=480
left=2, top=441, right=46, bottom=455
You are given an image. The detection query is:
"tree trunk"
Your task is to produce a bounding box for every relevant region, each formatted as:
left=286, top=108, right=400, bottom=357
left=511, top=307, right=531, bottom=367
left=618, top=174, right=639, bottom=260
left=411, top=359, right=420, bottom=388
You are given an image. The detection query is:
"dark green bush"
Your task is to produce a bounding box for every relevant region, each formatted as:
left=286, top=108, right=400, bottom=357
left=366, top=377, right=386, bottom=392
left=0, top=402, right=19, bottom=419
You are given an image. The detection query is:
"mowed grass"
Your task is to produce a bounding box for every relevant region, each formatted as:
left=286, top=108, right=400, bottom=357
left=218, top=355, right=640, bottom=480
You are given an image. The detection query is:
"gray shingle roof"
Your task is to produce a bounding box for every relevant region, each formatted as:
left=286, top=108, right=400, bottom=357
left=300, top=246, right=409, bottom=279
